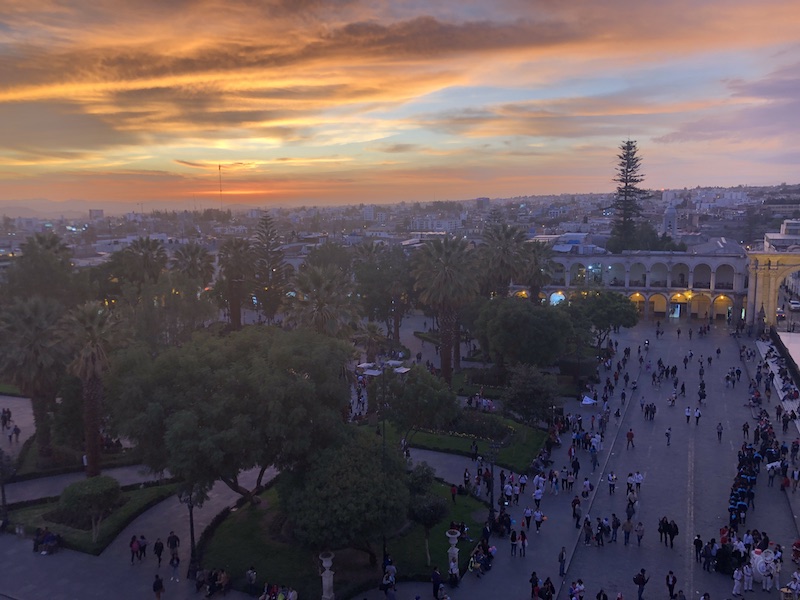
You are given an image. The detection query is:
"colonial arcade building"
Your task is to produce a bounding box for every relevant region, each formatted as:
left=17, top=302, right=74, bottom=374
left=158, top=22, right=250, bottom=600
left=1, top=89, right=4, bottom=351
left=539, top=238, right=749, bottom=322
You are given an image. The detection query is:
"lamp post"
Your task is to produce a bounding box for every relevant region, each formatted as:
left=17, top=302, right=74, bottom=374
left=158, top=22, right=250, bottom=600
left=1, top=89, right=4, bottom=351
left=0, top=448, right=15, bottom=527
left=177, top=485, right=205, bottom=578
left=488, top=442, right=500, bottom=522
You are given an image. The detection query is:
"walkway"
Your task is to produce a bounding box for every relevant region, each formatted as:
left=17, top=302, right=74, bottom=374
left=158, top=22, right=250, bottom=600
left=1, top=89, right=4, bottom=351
left=4, top=319, right=800, bottom=600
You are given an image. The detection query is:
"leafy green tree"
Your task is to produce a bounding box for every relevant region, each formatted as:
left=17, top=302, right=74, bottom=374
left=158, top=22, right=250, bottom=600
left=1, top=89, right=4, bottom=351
left=478, top=223, right=528, bottom=298
left=502, top=364, right=559, bottom=426
left=217, top=238, right=255, bottom=331
left=285, top=264, right=360, bottom=338
left=170, top=242, right=215, bottom=288
left=567, top=291, right=639, bottom=352
left=58, top=475, right=121, bottom=542
left=105, top=327, right=353, bottom=501
left=0, top=297, right=67, bottom=459
left=305, top=242, right=352, bottom=274
left=62, top=302, right=126, bottom=477
left=354, top=245, right=414, bottom=343
left=280, top=431, right=409, bottom=564
left=409, top=493, right=449, bottom=566
left=474, top=299, right=572, bottom=368
left=412, top=237, right=478, bottom=384
left=608, top=140, right=649, bottom=253
left=376, top=366, right=458, bottom=444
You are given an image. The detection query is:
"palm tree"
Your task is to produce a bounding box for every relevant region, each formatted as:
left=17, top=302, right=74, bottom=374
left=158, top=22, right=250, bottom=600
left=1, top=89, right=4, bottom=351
left=412, top=237, right=477, bottom=384
left=217, top=238, right=255, bottom=331
left=170, top=242, right=215, bottom=288
left=122, top=237, right=168, bottom=287
left=61, top=301, right=124, bottom=478
left=284, top=264, right=360, bottom=338
left=522, top=241, right=555, bottom=304
left=479, top=223, right=528, bottom=297
left=0, top=297, right=67, bottom=460
left=354, top=322, right=385, bottom=363
left=21, top=231, right=71, bottom=260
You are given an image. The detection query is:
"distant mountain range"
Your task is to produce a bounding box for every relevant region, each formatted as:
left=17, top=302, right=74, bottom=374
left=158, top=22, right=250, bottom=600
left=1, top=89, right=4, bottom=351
left=0, top=199, right=261, bottom=219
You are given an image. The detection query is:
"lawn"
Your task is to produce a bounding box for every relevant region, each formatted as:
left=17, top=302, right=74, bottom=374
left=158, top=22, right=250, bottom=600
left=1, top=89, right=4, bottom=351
left=14, top=435, right=143, bottom=479
left=407, top=417, right=547, bottom=474
left=201, top=483, right=486, bottom=598
left=0, top=382, right=22, bottom=396
left=8, top=482, right=179, bottom=555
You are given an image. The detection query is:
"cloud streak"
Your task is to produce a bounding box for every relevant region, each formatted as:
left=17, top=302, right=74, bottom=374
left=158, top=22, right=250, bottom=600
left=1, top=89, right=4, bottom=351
left=0, top=0, right=799, bottom=206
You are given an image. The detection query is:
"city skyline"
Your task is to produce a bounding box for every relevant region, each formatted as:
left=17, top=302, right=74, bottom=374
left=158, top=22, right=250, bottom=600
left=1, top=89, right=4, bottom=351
left=1, top=0, right=799, bottom=209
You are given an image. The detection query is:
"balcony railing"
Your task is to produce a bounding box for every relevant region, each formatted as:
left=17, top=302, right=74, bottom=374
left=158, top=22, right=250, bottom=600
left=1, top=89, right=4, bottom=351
left=715, top=282, right=734, bottom=290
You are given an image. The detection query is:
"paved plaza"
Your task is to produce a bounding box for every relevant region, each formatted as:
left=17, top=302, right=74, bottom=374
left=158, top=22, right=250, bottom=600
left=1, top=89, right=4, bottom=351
left=1, top=314, right=800, bottom=600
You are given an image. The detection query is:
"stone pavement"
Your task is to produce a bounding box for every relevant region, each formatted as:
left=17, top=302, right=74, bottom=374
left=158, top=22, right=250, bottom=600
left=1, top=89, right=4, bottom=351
left=4, top=317, right=800, bottom=600
left=0, top=467, right=271, bottom=600
left=360, top=320, right=800, bottom=600
left=0, top=395, right=35, bottom=460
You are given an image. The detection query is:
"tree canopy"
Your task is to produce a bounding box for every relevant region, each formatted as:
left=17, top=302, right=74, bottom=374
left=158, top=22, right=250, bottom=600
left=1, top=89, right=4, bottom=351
left=474, top=298, right=573, bottom=368
left=375, top=365, right=459, bottom=443
left=502, top=364, right=559, bottom=426
left=105, top=326, right=353, bottom=500
left=566, top=291, right=639, bottom=351
left=279, top=430, right=409, bottom=562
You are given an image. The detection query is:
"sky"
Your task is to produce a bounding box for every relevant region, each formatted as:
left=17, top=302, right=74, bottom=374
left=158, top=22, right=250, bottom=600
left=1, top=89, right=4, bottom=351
left=1, top=0, right=799, bottom=210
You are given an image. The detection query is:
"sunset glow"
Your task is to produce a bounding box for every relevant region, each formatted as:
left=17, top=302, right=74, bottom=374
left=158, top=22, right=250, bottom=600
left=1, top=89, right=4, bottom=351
left=1, top=0, right=799, bottom=209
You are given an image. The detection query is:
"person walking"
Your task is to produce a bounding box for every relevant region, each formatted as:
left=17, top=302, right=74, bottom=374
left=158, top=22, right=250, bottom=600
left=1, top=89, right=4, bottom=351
left=510, top=529, right=519, bottom=556
left=622, top=519, right=633, bottom=546
left=524, top=506, right=533, bottom=530
left=152, top=575, right=164, bottom=600
left=169, top=553, right=180, bottom=582
left=138, top=535, right=148, bottom=561
left=634, top=522, right=645, bottom=546
left=743, top=562, right=754, bottom=592
left=668, top=520, right=679, bottom=548
left=153, top=538, right=164, bottom=567
left=694, top=535, right=703, bottom=562
left=519, top=530, right=528, bottom=558
left=634, top=568, right=650, bottom=600
left=627, top=429, right=635, bottom=449
left=558, top=546, right=566, bottom=577
left=666, top=571, right=677, bottom=599
left=717, top=423, right=723, bottom=442
left=534, top=508, right=545, bottom=533
left=166, top=531, right=180, bottom=556
left=695, top=407, right=702, bottom=425
left=129, top=535, right=140, bottom=565
left=732, top=566, right=743, bottom=596
left=685, top=407, right=691, bottom=423
left=431, top=566, right=442, bottom=599
left=665, top=427, right=671, bottom=446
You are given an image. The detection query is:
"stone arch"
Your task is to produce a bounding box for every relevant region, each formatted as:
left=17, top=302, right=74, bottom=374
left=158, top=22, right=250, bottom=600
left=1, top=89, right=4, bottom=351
left=549, top=291, right=566, bottom=305
left=629, top=292, right=646, bottom=315
left=586, top=262, right=604, bottom=285
left=650, top=262, right=668, bottom=288
left=689, top=293, right=712, bottom=319
left=608, top=262, right=626, bottom=287
left=570, top=263, right=587, bottom=286
left=693, top=263, right=712, bottom=289
left=670, top=263, right=690, bottom=288
left=669, top=292, right=690, bottom=319
left=649, top=293, right=668, bottom=318
left=629, top=262, right=647, bottom=286
left=551, top=262, right=566, bottom=286
left=713, top=294, right=734, bottom=321
left=715, top=263, right=735, bottom=290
